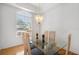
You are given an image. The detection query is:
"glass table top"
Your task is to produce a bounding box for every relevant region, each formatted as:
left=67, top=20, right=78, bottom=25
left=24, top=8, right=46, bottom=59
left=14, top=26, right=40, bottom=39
left=28, top=37, right=67, bottom=55
left=31, top=40, right=66, bottom=55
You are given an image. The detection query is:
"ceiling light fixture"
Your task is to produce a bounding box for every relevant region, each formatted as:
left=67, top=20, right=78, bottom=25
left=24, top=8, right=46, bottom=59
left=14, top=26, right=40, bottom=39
left=35, top=3, right=43, bottom=24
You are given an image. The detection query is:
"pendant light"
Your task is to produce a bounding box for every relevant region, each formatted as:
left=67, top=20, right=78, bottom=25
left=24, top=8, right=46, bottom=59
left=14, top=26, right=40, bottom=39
left=35, top=3, right=43, bottom=24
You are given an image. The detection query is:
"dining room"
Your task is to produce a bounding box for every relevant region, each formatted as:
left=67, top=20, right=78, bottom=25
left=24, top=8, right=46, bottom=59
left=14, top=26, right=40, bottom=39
left=0, top=3, right=79, bottom=55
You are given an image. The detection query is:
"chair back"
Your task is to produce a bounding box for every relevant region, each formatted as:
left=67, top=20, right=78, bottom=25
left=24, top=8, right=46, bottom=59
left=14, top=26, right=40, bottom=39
left=44, top=31, right=55, bottom=45
left=44, top=31, right=56, bottom=52
left=65, top=33, right=71, bottom=55
left=22, top=32, right=31, bottom=55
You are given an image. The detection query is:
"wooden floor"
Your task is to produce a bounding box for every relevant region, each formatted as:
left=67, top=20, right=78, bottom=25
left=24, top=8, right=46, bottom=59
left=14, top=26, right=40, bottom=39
left=0, top=45, right=24, bottom=55
left=0, top=45, right=77, bottom=55
left=57, top=48, right=77, bottom=55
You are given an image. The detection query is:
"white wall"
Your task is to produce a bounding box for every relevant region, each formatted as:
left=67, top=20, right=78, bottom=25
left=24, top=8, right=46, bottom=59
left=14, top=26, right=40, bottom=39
left=0, top=3, right=37, bottom=49
left=42, top=3, right=79, bottom=54
left=0, top=4, right=23, bottom=49
left=0, top=4, right=2, bottom=49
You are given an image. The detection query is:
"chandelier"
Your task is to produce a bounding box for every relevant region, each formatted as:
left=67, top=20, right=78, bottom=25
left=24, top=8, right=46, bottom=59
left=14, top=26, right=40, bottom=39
left=35, top=3, right=43, bottom=24
left=35, top=15, right=43, bottom=24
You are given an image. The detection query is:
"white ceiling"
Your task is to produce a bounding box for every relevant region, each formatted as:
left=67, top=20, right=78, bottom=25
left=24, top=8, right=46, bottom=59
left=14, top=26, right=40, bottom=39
left=8, top=3, right=39, bottom=13
left=8, top=3, right=61, bottom=14
left=30, top=3, right=60, bottom=13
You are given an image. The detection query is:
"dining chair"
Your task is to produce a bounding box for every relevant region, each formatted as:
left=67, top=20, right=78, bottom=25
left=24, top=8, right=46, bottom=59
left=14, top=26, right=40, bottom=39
left=44, top=31, right=56, bottom=53
left=22, top=32, right=31, bottom=55
left=65, top=33, right=71, bottom=55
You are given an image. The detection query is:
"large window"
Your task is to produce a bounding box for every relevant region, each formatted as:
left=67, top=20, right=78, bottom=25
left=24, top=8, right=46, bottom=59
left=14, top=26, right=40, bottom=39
left=16, top=11, right=32, bottom=39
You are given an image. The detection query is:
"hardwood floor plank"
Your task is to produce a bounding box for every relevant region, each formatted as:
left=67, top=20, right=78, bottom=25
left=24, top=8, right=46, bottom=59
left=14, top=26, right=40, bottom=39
left=0, top=44, right=24, bottom=55
left=0, top=45, right=77, bottom=55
